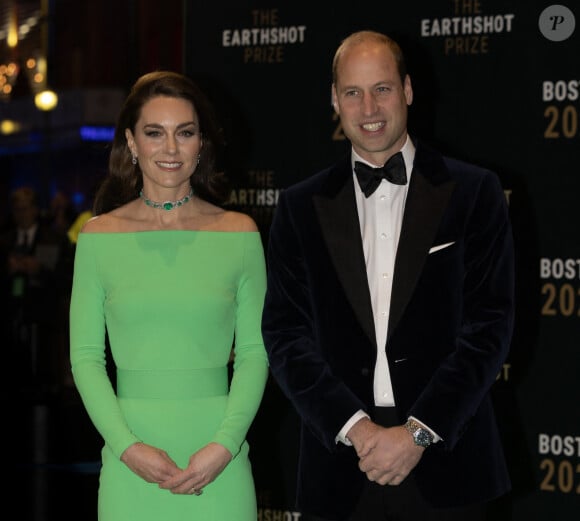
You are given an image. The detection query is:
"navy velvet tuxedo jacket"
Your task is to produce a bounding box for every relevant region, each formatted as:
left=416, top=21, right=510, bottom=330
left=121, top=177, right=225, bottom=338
left=261, top=139, right=514, bottom=519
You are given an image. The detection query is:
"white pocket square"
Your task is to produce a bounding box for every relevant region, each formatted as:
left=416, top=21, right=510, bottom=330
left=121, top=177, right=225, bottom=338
left=428, top=241, right=455, bottom=254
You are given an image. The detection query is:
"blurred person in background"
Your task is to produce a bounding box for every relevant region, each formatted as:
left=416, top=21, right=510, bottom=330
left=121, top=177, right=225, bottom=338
left=47, top=190, right=79, bottom=235
left=0, top=186, right=74, bottom=395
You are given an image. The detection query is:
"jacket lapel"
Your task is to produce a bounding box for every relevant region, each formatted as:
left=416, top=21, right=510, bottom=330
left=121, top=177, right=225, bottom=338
left=313, top=160, right=376, bottom=347
left=310, top=143, right=456, bottom=346
left=388, top=142, right=456, bottom=337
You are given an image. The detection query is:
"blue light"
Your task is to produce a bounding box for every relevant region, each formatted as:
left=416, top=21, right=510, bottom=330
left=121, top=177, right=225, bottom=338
left=80, top=126, right=115, bottom=142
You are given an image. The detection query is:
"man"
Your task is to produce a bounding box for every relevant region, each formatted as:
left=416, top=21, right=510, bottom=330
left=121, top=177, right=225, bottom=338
left=0, top=186, right=73, bottom=393
left=261, top=31, right=514, bottom=521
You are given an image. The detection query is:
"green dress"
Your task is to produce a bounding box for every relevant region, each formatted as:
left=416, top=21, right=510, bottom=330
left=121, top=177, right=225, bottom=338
left=70, top=231, right=269, bottom=521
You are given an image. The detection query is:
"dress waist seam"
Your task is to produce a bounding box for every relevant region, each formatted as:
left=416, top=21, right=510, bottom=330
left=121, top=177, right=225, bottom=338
left=116, top=367, right=229, bottom=399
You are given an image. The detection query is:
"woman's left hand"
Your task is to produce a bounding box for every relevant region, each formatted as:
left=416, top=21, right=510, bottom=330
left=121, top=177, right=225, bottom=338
left=158, top=442, right=233, bottom=495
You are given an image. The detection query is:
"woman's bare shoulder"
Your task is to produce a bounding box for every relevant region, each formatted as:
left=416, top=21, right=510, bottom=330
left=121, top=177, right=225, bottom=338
left=194, top=198, right=258, bottom=232
left=80, top=213, right=119, bottom=233
left=81, top=201, right=145, bottom=233
left=80, top=203, right=137, bottom=233
left=217, top=210, right=259, bottom=232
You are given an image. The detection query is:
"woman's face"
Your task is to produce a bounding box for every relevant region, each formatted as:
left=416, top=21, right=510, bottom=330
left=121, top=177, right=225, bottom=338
left=125, top=95, right=202, bottom=192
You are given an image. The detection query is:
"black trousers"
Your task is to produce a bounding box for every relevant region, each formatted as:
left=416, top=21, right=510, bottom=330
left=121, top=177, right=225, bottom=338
left=301, top=407, right=486, bottom=521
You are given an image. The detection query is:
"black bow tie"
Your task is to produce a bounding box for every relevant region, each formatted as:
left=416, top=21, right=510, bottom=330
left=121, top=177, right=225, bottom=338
left=354, top=152, right=407, bottom=197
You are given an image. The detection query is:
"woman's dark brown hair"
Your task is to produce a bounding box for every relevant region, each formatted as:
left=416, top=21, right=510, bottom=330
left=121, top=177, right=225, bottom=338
left=93, top=71, right=228, bottom=215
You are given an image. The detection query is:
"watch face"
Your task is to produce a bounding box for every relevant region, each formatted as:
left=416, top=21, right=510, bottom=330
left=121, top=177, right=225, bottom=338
left=414, top=429, right=432, bottom=447
left=405, top=420, right=433, bottom=447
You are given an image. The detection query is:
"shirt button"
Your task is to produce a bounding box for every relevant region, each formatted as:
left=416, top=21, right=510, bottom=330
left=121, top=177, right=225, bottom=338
left=382, top=272, right=389, bottom=279
left=380, top=233, right=387, bottom=239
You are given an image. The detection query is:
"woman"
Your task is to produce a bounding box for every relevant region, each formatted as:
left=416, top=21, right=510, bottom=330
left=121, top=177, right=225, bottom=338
left=70, top=71, right=268, bottom=520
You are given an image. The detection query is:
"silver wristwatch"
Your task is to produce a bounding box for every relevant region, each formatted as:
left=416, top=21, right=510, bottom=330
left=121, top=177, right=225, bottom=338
left=404, top=418, right=433, bottom=448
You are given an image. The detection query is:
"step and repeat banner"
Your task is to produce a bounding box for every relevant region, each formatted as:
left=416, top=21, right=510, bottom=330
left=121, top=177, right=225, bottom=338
left=184, top=2, right=579, bottom=519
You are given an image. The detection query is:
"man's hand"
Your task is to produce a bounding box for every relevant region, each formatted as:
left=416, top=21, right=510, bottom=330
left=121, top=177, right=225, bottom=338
left=346, top=418, right=424, bottom=485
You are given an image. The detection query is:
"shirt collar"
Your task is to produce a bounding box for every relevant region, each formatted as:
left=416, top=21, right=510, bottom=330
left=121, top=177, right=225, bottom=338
left=351, top=134, right=416, bottom=182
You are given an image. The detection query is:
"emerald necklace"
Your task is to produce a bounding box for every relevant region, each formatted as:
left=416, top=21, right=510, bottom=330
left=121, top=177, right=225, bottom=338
left=139, top=187, right=193, bottom=211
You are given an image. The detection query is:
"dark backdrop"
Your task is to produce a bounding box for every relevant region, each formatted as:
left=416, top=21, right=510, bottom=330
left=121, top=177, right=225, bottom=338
left=184, top=2, right=580, bottom=520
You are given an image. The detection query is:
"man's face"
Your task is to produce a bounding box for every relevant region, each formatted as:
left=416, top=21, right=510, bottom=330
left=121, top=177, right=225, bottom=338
left=12, top=198, right=38, bottom=228
left=332, top=41, right=413, bottom=165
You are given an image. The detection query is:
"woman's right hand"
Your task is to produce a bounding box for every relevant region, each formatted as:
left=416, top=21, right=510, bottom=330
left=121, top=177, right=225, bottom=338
left=120, top=442, right=181, bottom=483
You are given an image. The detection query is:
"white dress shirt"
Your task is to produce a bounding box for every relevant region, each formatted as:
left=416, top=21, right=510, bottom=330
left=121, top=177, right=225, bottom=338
left=17, top=225, right=37, bottom=249
left=336, top=136, right=441, bottom=445
left=337, top=136, right=426, bottom=443
left=357, top=137, right=414, bottom=407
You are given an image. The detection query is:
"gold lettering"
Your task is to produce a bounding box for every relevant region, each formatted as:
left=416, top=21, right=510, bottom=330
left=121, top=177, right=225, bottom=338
left=452, top=0, right=482, bottom=15
left=243, top=46, right=284, bottom=63
left=443, top=35, right=489, bottom=54
left=251, top=9, right=279, bottom=26
left=248, top=171, right=274, bottom=187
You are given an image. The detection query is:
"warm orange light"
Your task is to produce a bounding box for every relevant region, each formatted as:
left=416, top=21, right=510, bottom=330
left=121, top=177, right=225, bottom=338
left=34, top=90, right=58, bottom=111
left=1, top=119, right=21, bottom=134
left=7, top=6, right=18, bottom=48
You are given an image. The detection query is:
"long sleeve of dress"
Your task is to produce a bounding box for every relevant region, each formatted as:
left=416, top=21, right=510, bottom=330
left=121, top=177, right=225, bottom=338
left=70, top=236, right=141, bottom=458
left=212, top=233, right=269, bottom=456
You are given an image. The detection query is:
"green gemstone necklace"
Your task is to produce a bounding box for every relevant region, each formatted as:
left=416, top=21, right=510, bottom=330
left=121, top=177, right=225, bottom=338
left=139, top=187, right=193, bottom=211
